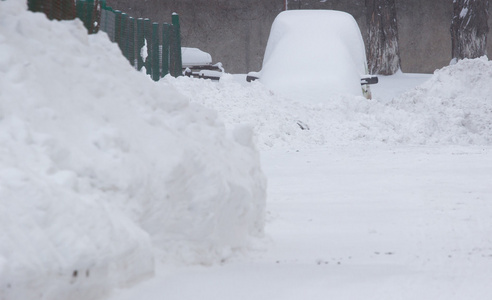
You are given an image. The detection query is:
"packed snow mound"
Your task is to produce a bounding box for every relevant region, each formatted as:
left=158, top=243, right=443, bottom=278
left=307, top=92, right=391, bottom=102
left=169, top=58, right=491, bottom=150
left=168, top=75, right=331, bottom=150
left=389, top=57, right=492, bottom=144
left=0, top=1, right=265, bottom=300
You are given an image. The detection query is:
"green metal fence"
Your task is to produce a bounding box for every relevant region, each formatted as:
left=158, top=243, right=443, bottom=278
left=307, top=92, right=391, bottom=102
left=27, top=0, right=182, bottom=81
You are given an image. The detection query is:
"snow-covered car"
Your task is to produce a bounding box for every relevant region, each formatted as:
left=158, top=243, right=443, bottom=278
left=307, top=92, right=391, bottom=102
left=247, top=10, right=378, bottom=100
left=182, top=47, right=224, bottom=80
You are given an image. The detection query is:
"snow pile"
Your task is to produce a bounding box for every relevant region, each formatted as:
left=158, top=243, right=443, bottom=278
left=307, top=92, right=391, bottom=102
left=0, top=1, right=265, bottom=300
left=169, top=58, right=492, bottom=149
left=169, top=75, right=395, bottom=148
left=390, top=57, right=492, bottom=144
left=167, top=75, right=330, bottom=150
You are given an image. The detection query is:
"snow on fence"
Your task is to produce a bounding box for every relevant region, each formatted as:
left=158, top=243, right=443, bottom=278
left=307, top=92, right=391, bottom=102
left=27, top=0, right=183, bottom=81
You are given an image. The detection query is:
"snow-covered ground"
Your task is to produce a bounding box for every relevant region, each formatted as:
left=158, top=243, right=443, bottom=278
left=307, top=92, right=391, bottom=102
left=1, top=2, right=265, bottom=299
left=2, top=1, right=492, bottom=299
left=108, top=68, right=492, bottom=300
left=110, top=145, right=492, bottom=300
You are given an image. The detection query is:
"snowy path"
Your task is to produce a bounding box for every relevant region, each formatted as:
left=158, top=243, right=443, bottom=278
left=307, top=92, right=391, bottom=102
left=109, top=145, right=492, bottom=300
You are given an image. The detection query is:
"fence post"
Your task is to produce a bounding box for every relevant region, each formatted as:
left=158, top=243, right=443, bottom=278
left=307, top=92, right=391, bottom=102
left=151, top=22, right=160, bottom=81
left=161, top=23, right=170, bottom=77
left=99, top=0, right=110, bottom=36
left=121, top=13, right=129, bottom=60
left=171, top=13, right=182, bottom=77
left=136, top=18, right=145, bottom=71
left=86, top=0, right=95, bottom=33
left=128, top=17, right=136, bottom=68
left=100, top=2, right=107, bottom=34
left=114, top=10, right=122, bottom=52
left=92, top=0, right=101, bottom=33
left=76, top=0, right=96, bottom=33
left=76, top=1, right=86, bottom=28
left=43, top=0, right=54, bottom=20
left=143, top=18, right=152, bottom=76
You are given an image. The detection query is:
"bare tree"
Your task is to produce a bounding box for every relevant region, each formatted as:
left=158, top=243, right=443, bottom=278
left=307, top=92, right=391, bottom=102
left=451, top=0, right=489, bottom=61
left=365, top=0, right=401, bottom=75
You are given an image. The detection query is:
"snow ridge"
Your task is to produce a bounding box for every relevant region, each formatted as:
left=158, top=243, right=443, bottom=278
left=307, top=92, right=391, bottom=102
left=391, top=56, right=492, bottom=145
left=170, top=58, right=492, bottom=150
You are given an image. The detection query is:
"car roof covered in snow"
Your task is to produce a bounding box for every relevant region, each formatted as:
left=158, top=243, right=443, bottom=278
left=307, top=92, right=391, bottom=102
left=259, top=10, right=368, bottom=100
left=181, top=47, right=213, bottom=67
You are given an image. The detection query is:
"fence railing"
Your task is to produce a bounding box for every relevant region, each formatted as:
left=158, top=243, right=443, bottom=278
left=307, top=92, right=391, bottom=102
left=27, top=0, right=182, bottom=81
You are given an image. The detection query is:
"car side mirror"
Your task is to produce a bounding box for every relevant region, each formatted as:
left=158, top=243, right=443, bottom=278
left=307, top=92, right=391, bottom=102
left=246, top=72, right=260, bottom=82
left=361, top=75, right=378, bottom=85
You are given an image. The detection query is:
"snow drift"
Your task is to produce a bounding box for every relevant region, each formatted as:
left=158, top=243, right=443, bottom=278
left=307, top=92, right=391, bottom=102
left=0, top=1, right=265, bottom=300
left=170, top=58, right=492, bottom=149
left=389, top=57, right=492, bottom=144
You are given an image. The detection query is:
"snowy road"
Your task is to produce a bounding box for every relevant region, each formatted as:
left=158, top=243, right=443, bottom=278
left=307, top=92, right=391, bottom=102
left=110, top=145, right=492, bottom=300
left=3, top=3, right=492, bottom=298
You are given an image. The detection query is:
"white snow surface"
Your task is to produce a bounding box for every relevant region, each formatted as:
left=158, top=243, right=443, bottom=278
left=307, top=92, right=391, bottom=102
left=2, top=0, right=492, bottom=299
left=143, top=58, right=491, bottom=299
left=0, top=2, right=265, bottom=300
left=181, top=47, right=212, bottom=67
left=114, top=58, right=492, bottom=300
left=170, top=57, right=492, bottom=150
left=111, top=145, right=492, bottom=300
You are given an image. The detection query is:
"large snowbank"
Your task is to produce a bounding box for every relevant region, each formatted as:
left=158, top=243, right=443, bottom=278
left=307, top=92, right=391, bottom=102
left=0, top=1, right=265, bottom=299
left=389, top=57, right=492, bottom=144
left=169, top=58, right=492, bottom=149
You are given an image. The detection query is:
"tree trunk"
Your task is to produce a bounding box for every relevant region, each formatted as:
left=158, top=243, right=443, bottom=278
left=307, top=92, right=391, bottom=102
left=451, top=0, right=489, bottom=61
left=366, top=0, right=401, bottom=75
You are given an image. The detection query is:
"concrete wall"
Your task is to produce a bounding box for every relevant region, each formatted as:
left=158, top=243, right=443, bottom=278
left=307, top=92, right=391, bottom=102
left=396, top=1, right=454, bottom=72
left=289, top=0, right=492, bottom=73
left=107, top=0, right=492, bottom=74
left=106, top=0, right=282, bottom=73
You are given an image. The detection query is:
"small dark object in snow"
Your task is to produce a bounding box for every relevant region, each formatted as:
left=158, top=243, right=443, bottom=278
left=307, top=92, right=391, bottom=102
left=297, top=120, right=309, bottom=130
